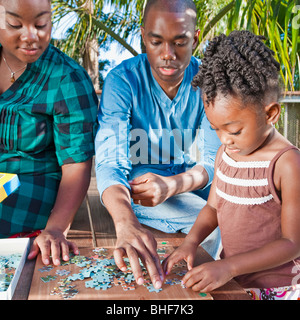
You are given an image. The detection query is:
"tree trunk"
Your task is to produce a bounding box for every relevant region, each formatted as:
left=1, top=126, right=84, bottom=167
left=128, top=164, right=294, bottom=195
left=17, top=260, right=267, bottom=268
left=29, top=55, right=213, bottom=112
left=83, top=0, right=99, bottom=90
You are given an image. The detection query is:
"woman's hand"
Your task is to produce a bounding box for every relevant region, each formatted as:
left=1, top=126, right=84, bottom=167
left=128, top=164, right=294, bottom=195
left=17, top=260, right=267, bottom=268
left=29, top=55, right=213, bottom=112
left=27, top=228, right=79, bottom=266
left=27, top=161, right=90, bottom=265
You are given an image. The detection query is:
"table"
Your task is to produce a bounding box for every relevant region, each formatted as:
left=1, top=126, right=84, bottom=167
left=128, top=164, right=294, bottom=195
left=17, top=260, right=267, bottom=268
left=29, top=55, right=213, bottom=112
left=12, top=178, right=251, bottom=300
left=13, top=242, right=250, bottom=300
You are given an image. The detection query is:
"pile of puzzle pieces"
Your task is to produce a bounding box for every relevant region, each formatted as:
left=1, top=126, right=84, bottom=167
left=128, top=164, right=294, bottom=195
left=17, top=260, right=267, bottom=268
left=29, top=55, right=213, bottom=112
left=38, top=246, right=187, bottom=300
left=0, top=253, right=22, bottom=292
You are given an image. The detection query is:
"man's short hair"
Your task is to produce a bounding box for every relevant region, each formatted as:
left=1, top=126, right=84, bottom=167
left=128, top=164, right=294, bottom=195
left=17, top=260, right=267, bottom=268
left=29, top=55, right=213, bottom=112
left=143, top=0, right=197, bottom=26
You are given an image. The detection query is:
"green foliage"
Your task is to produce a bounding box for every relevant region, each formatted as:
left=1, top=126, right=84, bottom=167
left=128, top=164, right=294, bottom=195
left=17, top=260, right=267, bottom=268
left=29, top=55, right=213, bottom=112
left=51, top=0, right=139, bottom=58
left=223, top=0, right=300, bottom=91
left=52, top=0, right=300, bottom=91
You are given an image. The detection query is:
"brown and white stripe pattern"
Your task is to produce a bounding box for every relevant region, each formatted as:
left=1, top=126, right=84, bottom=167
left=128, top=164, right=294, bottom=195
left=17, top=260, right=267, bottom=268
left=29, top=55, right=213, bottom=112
left=216, top=152, right=273, bottom=206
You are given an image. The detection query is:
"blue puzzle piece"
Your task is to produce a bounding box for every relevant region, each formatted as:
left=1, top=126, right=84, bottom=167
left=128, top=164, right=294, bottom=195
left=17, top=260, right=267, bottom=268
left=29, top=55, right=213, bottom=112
left=146, top=285, right=162, bottom=293
left=85, top=280, right=96, bottom=288
left=94, top=282, right=111, bottom=290
left=68, top=273, right=84, bottom=281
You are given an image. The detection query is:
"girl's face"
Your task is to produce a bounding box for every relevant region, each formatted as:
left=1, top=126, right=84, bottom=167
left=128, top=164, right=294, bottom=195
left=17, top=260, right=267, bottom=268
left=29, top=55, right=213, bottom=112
left=204, top=93, right=273, bottom=157
left=0, top=0, right=52, bottom=64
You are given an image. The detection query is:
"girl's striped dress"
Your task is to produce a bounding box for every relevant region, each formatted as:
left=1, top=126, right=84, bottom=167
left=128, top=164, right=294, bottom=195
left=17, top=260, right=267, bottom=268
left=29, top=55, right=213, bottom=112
left=216, top=145, right=300, bottom=300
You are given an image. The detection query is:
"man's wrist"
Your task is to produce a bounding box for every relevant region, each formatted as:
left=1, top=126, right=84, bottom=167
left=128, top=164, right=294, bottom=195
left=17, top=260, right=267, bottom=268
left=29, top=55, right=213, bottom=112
left=165, top=175, right=178, bottom=198
left=165, top=166, right=209, bottom=197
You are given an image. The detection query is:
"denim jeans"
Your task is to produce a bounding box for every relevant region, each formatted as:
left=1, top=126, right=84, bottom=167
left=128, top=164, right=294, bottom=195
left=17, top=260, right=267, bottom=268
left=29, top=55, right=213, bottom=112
left=129, top=165, right=221, bottom=259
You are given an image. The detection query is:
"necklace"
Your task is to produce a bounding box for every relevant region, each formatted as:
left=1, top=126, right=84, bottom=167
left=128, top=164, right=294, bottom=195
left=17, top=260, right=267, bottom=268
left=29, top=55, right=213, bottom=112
left=2, top=55, right=27, bottom=83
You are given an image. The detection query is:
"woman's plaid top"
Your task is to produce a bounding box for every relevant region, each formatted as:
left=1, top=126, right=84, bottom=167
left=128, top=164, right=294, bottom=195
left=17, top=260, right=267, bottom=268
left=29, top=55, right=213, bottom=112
left=0, top=44, right=98, bottom=236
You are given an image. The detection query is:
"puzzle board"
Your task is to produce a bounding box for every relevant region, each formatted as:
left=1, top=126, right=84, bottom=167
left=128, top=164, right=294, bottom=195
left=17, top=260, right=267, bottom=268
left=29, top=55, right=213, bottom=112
left=0, top=173, right=20, bottom=203
left=0, top=238, right=30, bottom=300
left=28, top=244, right=212, bottom=300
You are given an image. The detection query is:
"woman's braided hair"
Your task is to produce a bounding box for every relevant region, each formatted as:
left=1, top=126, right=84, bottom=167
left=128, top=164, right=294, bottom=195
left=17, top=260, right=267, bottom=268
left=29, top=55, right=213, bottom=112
left=192, top=30, right=281, bottom=107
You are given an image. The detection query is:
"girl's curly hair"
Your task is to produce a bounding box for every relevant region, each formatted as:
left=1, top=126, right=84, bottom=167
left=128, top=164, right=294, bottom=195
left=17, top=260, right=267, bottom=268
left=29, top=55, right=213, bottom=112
left=192, top=30, right=281, bottom=107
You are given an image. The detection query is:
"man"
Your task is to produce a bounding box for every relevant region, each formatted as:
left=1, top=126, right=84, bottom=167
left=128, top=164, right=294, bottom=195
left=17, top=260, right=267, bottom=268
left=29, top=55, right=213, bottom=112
left=95, top=0, right=221, bottom=289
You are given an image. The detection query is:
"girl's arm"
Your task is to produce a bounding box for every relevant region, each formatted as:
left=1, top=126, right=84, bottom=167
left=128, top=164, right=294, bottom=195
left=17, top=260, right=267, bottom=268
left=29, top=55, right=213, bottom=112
left=162, top=202, right=218, bottom=275
left=162, top=147, right=222, bottom=274
left=28, top=159, right=92, bottom=265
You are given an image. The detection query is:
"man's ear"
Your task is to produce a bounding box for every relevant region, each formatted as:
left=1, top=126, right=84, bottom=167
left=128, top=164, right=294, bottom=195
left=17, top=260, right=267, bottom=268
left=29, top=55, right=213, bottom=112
left=265, top=102, right=281, bottom=125
left=192, top=29, right=200, bottom=50
left=141, top=26, right=145, bottom=46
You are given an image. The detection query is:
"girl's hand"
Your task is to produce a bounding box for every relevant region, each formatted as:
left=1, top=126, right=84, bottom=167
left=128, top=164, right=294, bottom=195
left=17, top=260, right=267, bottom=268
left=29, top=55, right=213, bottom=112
left=182, top=259, right=233, bottom=292
left=162, top=241, right=198, bottom=276
left=27, top=228, right=79, bottom=266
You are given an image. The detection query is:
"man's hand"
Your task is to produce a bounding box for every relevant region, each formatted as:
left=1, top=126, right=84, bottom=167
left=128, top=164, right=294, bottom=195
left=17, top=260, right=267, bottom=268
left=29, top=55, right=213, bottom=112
left=130, top=166, right=209, bottom=207
left=114, top=219, right=164, bottom=289
left=130, top=173, right=174, bottom=207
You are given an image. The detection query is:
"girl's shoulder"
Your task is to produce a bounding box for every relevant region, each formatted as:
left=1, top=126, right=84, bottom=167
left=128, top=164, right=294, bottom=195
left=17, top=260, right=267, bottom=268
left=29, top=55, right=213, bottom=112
left=273, top=144, right=300, bottom=171
left=255, top=129, right=299, bottom=162
left=271, top=136, right=300, bottom=193
left=269, top=132, right=299, bottom=164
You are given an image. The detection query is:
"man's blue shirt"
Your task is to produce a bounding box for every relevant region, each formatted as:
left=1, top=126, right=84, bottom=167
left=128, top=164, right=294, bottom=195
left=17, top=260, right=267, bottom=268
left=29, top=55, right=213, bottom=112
left=95, top=54, right=221, bottom=201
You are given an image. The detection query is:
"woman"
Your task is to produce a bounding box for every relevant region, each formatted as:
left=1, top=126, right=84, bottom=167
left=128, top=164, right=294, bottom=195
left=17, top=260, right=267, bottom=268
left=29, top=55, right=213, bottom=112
left=0, top=0, right=98, bottom=266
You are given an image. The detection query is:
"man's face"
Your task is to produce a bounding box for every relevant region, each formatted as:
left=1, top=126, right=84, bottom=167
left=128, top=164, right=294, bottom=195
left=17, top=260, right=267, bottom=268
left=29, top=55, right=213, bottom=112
left=141, top=6, right=199, bottom=92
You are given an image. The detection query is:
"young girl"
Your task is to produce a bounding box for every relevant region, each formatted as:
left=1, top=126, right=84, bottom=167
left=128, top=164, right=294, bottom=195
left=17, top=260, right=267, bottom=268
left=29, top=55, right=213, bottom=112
left=163, top=30, right=300, bottom=300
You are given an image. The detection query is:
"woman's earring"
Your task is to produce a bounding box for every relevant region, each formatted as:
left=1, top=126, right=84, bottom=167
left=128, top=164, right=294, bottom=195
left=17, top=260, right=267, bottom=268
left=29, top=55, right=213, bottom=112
left=271, top=122, right=275, bottom=127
